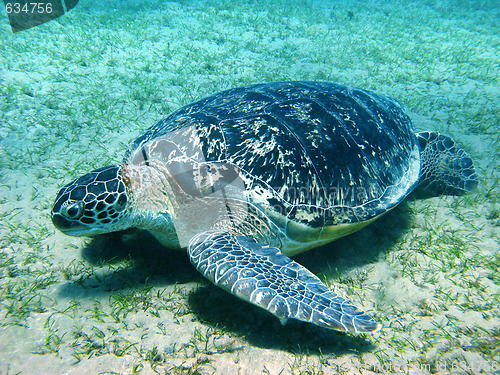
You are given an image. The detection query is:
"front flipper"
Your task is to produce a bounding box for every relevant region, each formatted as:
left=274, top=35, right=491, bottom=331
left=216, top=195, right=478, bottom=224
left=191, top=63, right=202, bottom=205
left=187, top=231, right=380, bottom=334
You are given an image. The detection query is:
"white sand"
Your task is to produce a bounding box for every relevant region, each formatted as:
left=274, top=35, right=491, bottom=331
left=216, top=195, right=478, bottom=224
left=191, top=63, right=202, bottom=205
left=1, top=0, right=499, bottom=374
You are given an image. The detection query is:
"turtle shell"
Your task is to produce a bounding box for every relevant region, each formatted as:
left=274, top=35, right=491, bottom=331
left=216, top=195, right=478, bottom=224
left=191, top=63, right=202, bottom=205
left=126, top=81, right=420, bottom=229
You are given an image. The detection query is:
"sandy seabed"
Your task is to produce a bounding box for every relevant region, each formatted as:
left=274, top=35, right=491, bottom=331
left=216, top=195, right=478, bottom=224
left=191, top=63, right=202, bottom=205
left=0, top=0, right=499, bottom=374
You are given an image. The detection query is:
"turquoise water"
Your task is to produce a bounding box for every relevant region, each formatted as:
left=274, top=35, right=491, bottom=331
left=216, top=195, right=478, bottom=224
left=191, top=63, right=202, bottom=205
left=0, top=1, right=499, bottom=374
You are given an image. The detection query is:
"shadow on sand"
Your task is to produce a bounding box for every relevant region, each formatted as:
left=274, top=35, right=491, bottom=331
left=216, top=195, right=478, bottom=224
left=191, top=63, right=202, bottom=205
left=59, top=200, right=413, bottom=354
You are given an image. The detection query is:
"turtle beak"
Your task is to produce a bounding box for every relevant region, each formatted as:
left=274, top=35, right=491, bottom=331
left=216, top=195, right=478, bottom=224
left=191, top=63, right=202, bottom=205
left=51, top=212, right=72, bottom=231
left=51, top=191, right=85, bottom=233
left=51, top=212, right=85, bottom=234
left=51, top=205, right=86, bottom=235
left=51, top=211, right=106, bottom=236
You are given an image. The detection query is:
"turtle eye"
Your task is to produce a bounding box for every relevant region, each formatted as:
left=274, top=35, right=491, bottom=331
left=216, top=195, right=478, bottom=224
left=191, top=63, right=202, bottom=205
left=62, top=201, right=84, bottom=220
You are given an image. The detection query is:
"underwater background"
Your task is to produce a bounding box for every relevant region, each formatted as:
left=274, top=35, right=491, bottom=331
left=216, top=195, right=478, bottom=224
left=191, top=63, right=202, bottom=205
left=0, top=0, right=499, bottom=374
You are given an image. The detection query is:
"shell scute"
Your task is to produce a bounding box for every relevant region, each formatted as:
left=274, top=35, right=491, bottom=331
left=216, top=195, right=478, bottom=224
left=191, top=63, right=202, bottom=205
left=127, top=81, right=419, bottom=227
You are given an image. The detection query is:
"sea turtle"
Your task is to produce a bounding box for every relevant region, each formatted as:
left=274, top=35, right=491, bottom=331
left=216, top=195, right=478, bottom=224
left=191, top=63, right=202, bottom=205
left=51, top=81, right=478, bottom=334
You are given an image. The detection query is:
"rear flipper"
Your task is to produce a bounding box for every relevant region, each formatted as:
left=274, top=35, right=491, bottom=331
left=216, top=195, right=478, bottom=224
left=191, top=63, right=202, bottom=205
left=416, top=131, right=479, bottom=196
left=188, top=231, right=380, bottom=334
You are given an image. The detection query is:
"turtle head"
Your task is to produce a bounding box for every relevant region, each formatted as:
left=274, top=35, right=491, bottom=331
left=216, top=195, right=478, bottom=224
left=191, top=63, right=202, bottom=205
left=51, top=165, right=131, bottom=236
